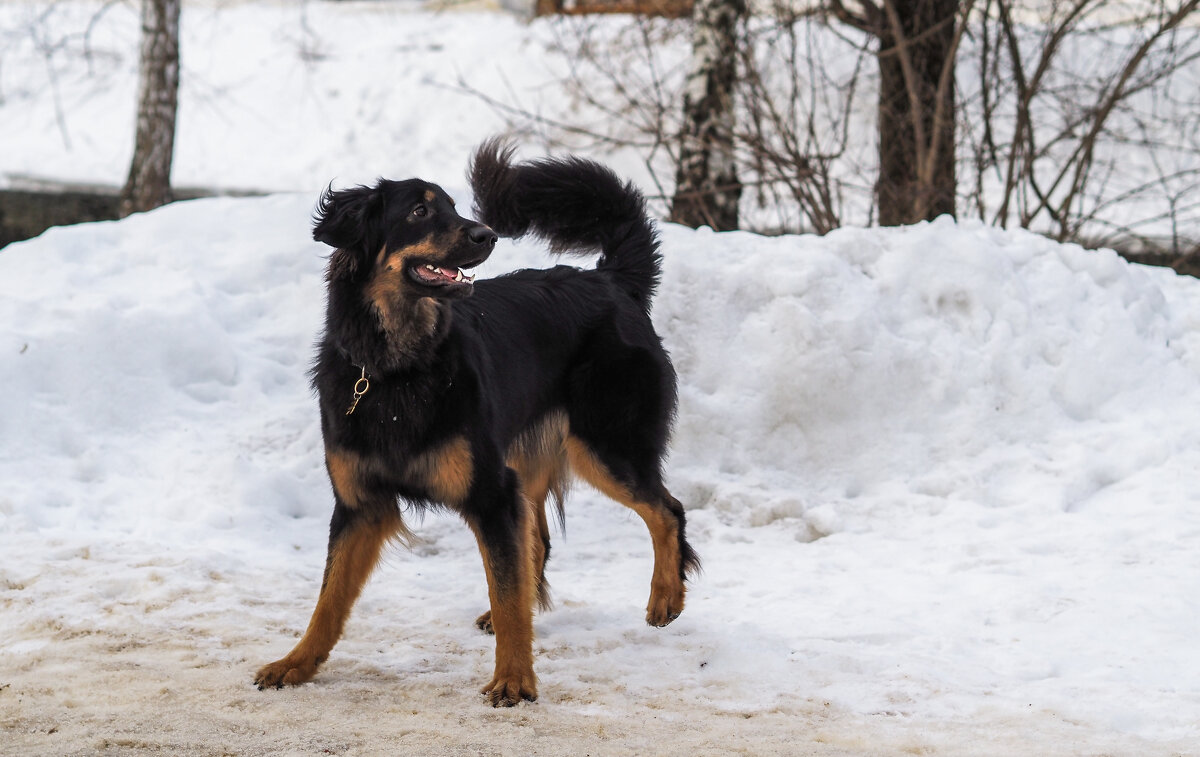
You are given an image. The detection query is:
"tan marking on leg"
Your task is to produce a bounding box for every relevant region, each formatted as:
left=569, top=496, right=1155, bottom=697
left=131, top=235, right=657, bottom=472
left=508, top=411, right=568, bottom=462
left=533, top=499, right=552, bottom=610
left=255, top=513, right=402, bottom=688
left=478, top=414, right=569, bottom=632
left=406, top=436, right=473, bottom=506
left=565, top=436, right=686, bottom=627
left=325, top=447, right=369, bottom=508
left=507, top=411, right=570, bottom=516
left=518, top=471, right=554, bottom=612
left=475, top=476, right=552, bottom=635
left=506, top=412, right=568, bottom=613
left=470, top=517, right=538, bottom=706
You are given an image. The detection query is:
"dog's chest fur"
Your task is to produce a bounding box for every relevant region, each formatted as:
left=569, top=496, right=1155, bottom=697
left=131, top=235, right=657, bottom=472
left=317, top=338, right=473, bottom=463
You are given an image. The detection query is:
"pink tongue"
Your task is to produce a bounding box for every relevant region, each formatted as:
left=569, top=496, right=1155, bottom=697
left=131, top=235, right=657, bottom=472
left=417, top=265, right=458, bottom=282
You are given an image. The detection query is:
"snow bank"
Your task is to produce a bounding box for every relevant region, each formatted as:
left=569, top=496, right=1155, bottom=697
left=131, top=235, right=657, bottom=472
left=8, top=200, right=1196, bottom=543
left=0, top=195, right=328, bottom=541
left=2, top=197, right=1199, bottom=753
left=659, top=219, right=1200, bottom=535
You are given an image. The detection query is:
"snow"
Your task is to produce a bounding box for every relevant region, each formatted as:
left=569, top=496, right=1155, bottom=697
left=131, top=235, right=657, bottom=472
left=0, top=0, right=584, bottom=192
left=3, top=1, right=1200, bottom=754
left=4, top=192, right=1200, bottom=754
left=4, top=1, right=1195, bottom=240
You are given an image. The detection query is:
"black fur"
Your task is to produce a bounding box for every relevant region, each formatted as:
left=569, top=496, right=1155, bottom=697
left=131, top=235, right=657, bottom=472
left=261, top=139, right=698, bottom=705
left=468, top=137, right=662, bottom=310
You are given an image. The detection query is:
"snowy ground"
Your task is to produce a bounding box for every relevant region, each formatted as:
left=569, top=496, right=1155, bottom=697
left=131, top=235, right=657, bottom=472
left=3, top=0, right=1200, bottom=754
left=3, top=193, right=1200, bottom=755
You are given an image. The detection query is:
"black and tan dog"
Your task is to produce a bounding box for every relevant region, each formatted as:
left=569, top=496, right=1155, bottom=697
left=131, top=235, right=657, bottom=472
left=254, top=139, right=699, bottom=706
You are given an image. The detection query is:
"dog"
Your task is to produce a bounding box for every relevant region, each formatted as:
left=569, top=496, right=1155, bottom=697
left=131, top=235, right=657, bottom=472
left=253, top=139, right=699, bottom=706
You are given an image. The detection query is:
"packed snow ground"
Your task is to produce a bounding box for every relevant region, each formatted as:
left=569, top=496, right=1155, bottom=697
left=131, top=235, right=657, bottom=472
left=2, top=192, right=1200, bottom=755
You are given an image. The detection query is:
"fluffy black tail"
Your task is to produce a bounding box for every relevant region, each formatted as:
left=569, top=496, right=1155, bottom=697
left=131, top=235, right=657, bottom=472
left=468, top=138, right=662, bottom=310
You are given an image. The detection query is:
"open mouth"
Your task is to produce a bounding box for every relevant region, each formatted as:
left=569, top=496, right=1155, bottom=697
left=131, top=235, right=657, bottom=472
left=408, top=257, right=482, bottom=286
left=412, top=262, right=476, bottom=285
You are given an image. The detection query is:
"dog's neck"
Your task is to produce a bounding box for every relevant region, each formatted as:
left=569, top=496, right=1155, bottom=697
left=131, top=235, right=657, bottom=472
left=325, top=281, right=451, bottom=375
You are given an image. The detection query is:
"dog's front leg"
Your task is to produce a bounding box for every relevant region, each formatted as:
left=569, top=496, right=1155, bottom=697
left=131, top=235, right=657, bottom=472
left=466, top=469, right=538, bottom=706
left=255, top=502, right=400, bottom=688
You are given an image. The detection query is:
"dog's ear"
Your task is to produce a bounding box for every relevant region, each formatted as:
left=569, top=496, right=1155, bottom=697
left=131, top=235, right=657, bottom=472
left=313, top=183, right=381, bottom=248
left=313, top=184, right=382, bottom=281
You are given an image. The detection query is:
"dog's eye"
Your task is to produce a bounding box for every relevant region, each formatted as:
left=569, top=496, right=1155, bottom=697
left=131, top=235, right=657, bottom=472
left=411, top=204, right=428, bottom=219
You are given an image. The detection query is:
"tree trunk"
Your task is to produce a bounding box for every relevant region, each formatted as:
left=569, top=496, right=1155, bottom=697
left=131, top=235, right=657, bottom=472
left=875, top=0, right=958, bottom=226
left=669, top=0, right=745, bottom=231
left=119, top=0, right=181, bottom=218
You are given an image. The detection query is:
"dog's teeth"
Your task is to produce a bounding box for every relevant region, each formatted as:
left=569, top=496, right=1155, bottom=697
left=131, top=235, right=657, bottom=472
left=454, top=269, right=464, bottom=282
left=425, top=264, right=438, bottom=271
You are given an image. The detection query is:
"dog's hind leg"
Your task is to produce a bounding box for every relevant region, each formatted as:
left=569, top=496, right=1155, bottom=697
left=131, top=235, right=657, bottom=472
left=465, top=468, right=539, bottom=706
left=477, top=428, right=568, bottom=633
left=565, top=435, right=699, bottom=627
left=475, top=460, right=558, bottom=634
left=254, top=502, right=401, bottom=688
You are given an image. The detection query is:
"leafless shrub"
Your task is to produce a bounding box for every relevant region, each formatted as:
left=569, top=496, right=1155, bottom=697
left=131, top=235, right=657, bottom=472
left=454, top=15, right=690, bottom=217
left=962, top=0, right=1200, bottom=251
left=476, top=0, right=1199, bottom=251
left=0, top=0, right=131, bottom=149
left=735, top=4, right=872, bottom=233
left=461, top=9, right=872, bottom=233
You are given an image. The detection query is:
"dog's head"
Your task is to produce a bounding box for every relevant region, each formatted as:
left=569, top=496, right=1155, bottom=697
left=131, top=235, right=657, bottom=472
left=313, top=179, right=496, bottom=301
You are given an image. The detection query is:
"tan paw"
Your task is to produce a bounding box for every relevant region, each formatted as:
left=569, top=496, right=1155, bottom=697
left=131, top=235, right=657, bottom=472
left=481, top=671, right=537, bottom=707
left=254, top=654, right=322, bottom=689
left=646, top=583, right=685, bottom=627
left=475, top=611, right=494, bottom=635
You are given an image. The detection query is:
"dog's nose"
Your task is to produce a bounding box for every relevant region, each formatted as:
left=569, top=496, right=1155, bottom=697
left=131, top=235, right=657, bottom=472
left=468, top=225, right=498, bottom=247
